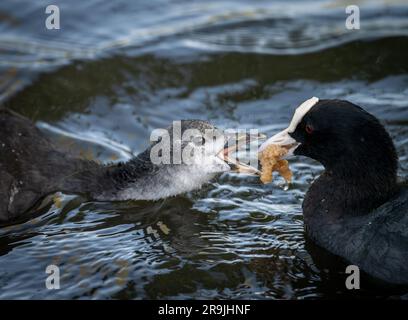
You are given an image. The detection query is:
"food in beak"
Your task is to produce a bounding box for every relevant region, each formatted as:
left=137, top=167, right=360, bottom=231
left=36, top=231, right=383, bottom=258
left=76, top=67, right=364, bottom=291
left=258, top=144, right=292, bottom=184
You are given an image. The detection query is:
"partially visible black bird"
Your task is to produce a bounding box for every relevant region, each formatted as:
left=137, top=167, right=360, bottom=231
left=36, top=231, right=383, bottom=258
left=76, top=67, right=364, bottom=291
left=260, top=97, right=408, bottom=285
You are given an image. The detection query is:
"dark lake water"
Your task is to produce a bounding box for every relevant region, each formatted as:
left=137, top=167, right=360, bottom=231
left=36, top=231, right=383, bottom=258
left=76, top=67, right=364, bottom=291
left=0, top=0, right=408, bottom=299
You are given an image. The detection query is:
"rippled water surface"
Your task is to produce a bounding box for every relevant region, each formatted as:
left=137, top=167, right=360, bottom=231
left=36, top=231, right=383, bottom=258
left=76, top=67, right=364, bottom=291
left=0, top=0, right=408, bottom=299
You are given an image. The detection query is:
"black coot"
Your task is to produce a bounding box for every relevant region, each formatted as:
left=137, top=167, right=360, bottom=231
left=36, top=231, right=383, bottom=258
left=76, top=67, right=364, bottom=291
left=260, top=98, right=408, bottom=285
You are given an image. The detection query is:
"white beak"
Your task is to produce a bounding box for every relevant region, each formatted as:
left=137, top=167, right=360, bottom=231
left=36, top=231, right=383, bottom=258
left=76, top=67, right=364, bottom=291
left=258, top=128, right=299, bottom=155
left=258, top=97, right=319, bottom=156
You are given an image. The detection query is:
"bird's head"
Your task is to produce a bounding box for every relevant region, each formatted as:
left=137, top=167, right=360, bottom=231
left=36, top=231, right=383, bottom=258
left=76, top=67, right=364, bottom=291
left=119, top=120, right=262, bottom=201
left=151, top=119, right=261, bottom=173
left=259, top=98, right=398, bottom=179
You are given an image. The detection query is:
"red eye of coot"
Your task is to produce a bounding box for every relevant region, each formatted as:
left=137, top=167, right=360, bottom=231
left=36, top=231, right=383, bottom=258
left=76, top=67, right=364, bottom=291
left=305, top=124, right=314, bottom=134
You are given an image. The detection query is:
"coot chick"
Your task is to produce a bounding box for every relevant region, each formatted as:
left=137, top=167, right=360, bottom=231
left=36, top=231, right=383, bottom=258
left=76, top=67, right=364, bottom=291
left=0, top=108, right=256, bottom=225
left=260, top=97, right=408, bottom=285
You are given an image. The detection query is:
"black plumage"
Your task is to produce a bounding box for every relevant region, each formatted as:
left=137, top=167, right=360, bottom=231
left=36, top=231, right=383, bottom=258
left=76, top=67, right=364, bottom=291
left=291, top=99, right=408, bottom=285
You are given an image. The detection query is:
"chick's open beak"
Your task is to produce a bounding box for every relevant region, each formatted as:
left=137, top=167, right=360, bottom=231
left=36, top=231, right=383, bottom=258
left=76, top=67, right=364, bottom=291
left=258, top=128, right=299, bottom=156
left=217, top=132, right=264, bottom=175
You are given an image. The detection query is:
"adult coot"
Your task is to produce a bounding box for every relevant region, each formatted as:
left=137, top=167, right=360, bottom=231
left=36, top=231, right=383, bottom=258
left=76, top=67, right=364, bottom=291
left=259, top=97, right=408, bottom=285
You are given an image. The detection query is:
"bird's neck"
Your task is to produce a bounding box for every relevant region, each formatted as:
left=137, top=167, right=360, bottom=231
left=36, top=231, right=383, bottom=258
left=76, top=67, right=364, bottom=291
left=93, top=149, right=161, bottom=200
left=58, top=149, right=156, bottom=199
left=303, top=161, right=398, bottom=222
left=306, top=131, right=399, bottom=217
left=59, top=149, right=216, bottom=202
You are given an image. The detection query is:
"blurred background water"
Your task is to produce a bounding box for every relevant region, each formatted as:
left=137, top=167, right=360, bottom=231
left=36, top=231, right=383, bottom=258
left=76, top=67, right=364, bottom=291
left=0, top=0, right=407, bottom=299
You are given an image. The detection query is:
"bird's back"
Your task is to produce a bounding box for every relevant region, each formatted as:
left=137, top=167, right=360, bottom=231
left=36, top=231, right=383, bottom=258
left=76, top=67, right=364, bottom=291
left=351, top=186, right=408, bottom=285
left=0, top=108, right=97, bottom=224
left=306, top=185, right=408, bottom=285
